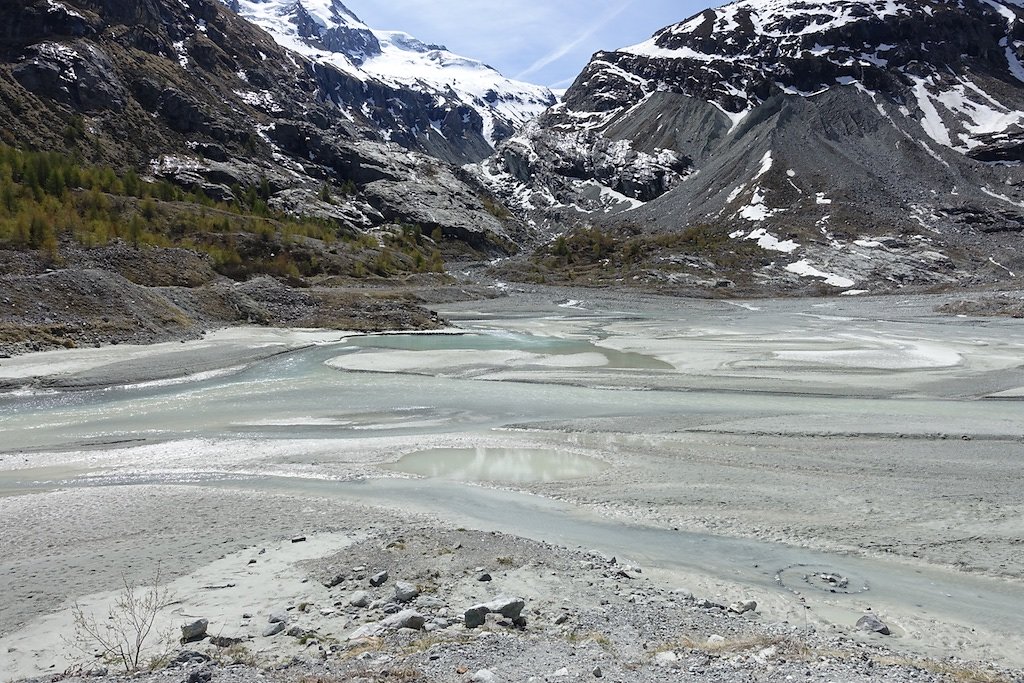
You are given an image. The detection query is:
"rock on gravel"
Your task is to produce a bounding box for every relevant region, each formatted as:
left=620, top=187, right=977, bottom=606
left=262, top=622, right=285, bottom=637
left=370, top=570, right=389, bottom=587
left=465, top=595, right=526, bottom=628
left=394, top=581, right=419, bottom=603
left=857, top=614, right=892, bottom=636
left=729, top=599, right=758, bottom=614
left=349, top=591, right=370, bottom=608
left=180, top=618, right=208, bottom=643
left=382, top=609, right=426, bottom=631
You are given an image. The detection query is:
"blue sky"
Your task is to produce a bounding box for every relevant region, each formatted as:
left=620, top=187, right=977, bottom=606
left=352, top=0, right=713, bottom=88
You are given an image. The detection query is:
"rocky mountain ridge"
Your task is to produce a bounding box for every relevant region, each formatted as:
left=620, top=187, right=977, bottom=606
left=223, top=0, right=555, bottom=155
left=479, top=0, right=1024, bottom=294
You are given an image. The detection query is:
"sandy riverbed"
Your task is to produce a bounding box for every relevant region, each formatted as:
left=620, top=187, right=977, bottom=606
left=1, top=287, right=1022, bottom=681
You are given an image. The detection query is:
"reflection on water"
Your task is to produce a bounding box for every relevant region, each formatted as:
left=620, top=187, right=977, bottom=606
left=385, top=447, right=608, bottom=483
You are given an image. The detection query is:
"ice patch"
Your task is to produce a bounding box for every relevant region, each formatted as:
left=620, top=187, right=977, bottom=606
left=785, top=259, right=855, bottom=288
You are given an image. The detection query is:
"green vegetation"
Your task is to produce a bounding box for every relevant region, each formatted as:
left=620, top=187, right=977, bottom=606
left=0, top=145, right=442, bottom=279
left=520, top=222, right=770, bottom=286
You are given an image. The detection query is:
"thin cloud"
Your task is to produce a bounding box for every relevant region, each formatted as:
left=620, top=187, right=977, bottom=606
left=514, top=0, right=635, bottom=80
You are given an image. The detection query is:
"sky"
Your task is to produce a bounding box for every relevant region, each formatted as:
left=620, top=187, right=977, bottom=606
left=352, top=0, right=713, bottom=89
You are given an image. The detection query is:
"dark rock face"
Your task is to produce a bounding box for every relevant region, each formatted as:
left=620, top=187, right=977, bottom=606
left=478, top=0, right=1024, bottom=293
left=0, top=0, right=518, bottom=250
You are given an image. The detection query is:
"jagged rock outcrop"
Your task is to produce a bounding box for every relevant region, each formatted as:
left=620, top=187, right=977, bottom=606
left=478, top=0, right=1024, bottom=293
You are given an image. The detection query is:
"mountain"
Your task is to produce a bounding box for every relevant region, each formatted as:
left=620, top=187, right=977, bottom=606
left=222, top=0, right=555, bottom=154
left=479, top=0, right=1024, bottom=294
left=0, top=0, right=532, bottom=352
left=0, top=0, right=529, bottom=247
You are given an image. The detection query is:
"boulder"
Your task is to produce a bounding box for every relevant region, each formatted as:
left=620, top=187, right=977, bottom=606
left=262, top=622, right=285, bottom=637
left=370, top=570, right=389, bottom=587
left=180, top=618, right=208, bottom=643
left=728, top=600, right=757, bottom=614
left=394, top=581, right=419, bottom=603
left=464, top=595, right=526, bottom=628
left=382, top=609, right=426, bottom=631
left=856, top=614, right=891, bottom=636
left=349, top=591, right=371, bottom=608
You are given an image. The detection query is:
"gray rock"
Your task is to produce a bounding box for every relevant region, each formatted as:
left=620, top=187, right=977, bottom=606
left=370, top=571, right=389, bottom=587
left=592, top=666, right=603, bottom=678
left=349, top=591, right=371, bottom=608
left=267, top=612, right=288, bottom=624
left=471, top=670, right=497, bottom=683
left=417, top=595, right=446, bottom=609
left=262, top=622, right=286, bottom=637
left=382, top=609, right=426, bottom=631
left=480, top=596, right=526, bottom=619
left=477, top=572, right=493, bottom=582
left=394, top=581, right=419, bottom=603
left=180, top=618, right=208, bottom=643
left=856, top=614, right=891, bottom=636
left=464, top=605, right=490, bottom=629
left=464, top=595, right=526, bottom=628
left=187, top=669, right=212, bottom=683
left=729, top=600, right=758, bottom=614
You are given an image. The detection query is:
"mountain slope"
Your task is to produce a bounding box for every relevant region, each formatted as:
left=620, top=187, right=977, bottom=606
left=223, top=0, right=555, bottom=154
left=479, top=0, right=1024, bottom=294
left=0, top=0, right=521, bottom=247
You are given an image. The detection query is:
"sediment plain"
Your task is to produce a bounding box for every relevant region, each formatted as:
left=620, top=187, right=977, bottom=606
left=1, top=287, right=1022, bottom=682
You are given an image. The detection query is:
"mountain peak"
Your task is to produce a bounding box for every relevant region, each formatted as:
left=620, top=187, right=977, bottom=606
left=222, top=0, right=554, bottom=147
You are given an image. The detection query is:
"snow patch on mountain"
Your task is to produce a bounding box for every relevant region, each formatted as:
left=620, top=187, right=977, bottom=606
left=223, top=0, right=554, bottom=146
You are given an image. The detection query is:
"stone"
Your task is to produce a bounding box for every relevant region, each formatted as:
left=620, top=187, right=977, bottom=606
left=286, top=625, right=310, bottom=638
left=370, top=571, right=389, bottom=587
left=180, top=618, right=208, bottom=643
left=291, top=536, right=307, bottom=543
left=349, top=591, right=371, bottom=608
left=382, top=609, right=426, bottom=631
left=481, top=596, right=526, bottom=619
left=592, top=666, right=603, bottom=678
left=187, top=669, right=212, bottom=683
left=654, top=651, right=679, bottom=668
left=477, top=572, right=493, bottom=582
left=262, top=622, right=286, bottom=637
left=464, top=605, right=489, bottom=629
left=394, top=581, right=419, bottom=603
left=856, top=614, right=891, bottom=636
left=268, top=612, right=288, bottom=624
left=471, top=670, right=497, bottom=683
left=464, top=595, right=526, bottom=629
left=729, top=600, right=758, bottom=614
left=707, top=634, right=726, bottom=644
left=172, top=651, right=211, bottom=666
left=418, top=595, right=446, bottom=609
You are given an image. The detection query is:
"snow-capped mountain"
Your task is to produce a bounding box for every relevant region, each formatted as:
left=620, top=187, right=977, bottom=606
left=223, top=0, right=555, bottom=148
left=478, top=0, right=1024, bottom=293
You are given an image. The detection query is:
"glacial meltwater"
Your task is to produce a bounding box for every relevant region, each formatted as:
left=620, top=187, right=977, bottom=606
left=3, top=292, right=1024, bottom=664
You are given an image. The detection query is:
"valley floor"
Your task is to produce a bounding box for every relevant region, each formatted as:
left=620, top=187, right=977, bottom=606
left=1, top=286, right=1022, bottom=682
